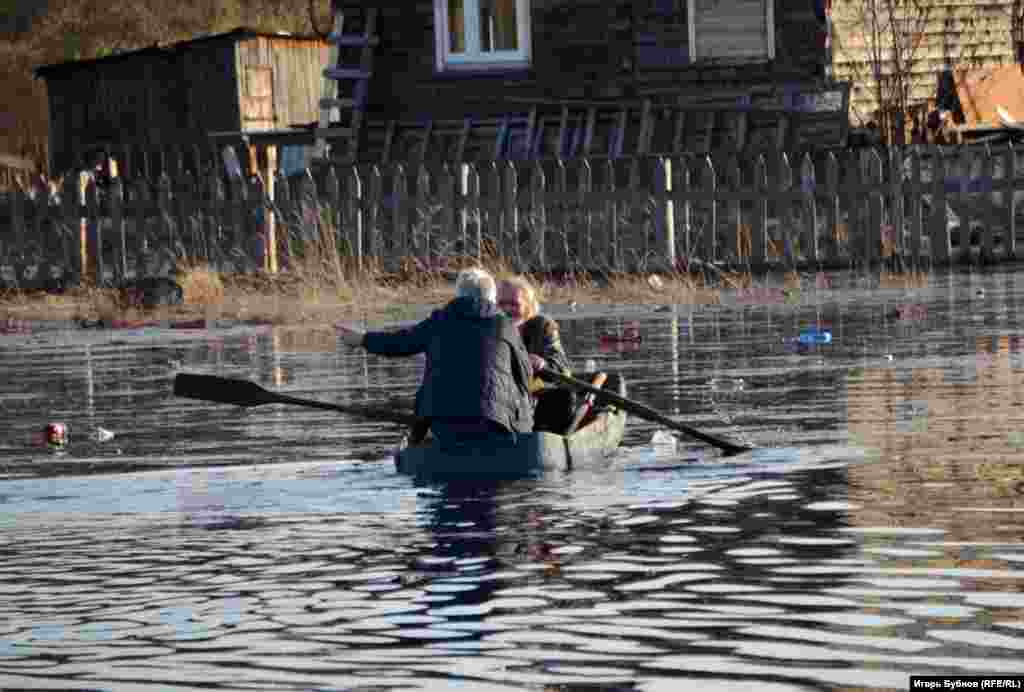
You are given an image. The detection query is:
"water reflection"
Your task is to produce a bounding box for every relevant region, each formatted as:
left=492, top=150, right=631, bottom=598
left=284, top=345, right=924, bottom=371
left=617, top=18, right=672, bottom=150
left=2, top=267, right=1024, bottom=688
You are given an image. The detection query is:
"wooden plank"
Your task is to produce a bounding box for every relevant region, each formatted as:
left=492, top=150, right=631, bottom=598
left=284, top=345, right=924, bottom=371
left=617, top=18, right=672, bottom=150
left=320, top=97, right=358, bottom=110
left=455, top=118, right=471, bottom=162
left=328, top=34, right=380, bottom=46
left=557, top=106, right=569, bottom=159
left=381, top=119, right=396, bottom=163
left=582, top=107, right=597, bottom=156
left=418, top=120, right=434, bottom=161
left=315, top=127, right=355, bottom=139
left=671, top=110, right=686, bottom=153
left=323, top=68, right=373, bottom=81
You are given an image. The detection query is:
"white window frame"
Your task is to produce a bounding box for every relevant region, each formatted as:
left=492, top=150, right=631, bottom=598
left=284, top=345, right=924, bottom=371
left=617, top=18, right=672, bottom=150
left=433, top=0, right=532, bottom=71
left=687, top=0, right=775, bottom=62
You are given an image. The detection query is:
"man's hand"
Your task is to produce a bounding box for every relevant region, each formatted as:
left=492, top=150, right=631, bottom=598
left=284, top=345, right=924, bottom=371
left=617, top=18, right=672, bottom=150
left=336, top=323, right=366, bottom=347
left=528, top=354, right=546, bottom=373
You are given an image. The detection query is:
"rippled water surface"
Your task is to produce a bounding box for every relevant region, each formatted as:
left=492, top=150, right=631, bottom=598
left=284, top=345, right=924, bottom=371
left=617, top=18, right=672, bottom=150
left=2, top=267, right=1024, bottom=691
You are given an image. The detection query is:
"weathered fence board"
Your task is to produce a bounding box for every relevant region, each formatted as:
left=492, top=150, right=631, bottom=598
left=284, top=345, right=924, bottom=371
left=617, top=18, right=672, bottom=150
left=2, top=143, right=1024, bottom=287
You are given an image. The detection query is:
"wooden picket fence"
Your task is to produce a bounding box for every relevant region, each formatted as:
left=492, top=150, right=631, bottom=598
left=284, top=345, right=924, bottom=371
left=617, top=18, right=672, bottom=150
left=0, top=142, right=1021, bottom=288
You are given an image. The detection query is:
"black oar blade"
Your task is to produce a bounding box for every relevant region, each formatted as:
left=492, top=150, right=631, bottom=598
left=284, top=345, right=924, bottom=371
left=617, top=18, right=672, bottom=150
left=173, top=374, right=278, bottom=408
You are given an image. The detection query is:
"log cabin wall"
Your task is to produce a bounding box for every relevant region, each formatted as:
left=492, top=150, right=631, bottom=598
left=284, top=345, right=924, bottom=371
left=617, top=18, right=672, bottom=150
left=365, top=0, right=831, bottom=116
left=358, top=0, right=842, bottom=157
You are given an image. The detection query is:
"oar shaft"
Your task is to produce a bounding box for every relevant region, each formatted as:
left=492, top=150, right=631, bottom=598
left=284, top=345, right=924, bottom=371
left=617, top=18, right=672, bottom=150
left=541, top=369, right=750, bottom=455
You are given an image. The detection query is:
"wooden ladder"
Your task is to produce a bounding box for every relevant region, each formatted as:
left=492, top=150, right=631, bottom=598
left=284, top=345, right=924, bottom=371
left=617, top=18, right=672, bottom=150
left=314, top=5, right=379, bottom=164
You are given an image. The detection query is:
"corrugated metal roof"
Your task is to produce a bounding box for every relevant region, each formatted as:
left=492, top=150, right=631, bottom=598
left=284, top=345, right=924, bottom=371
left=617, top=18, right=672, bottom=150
left=35, top=27, right=326, bottom=78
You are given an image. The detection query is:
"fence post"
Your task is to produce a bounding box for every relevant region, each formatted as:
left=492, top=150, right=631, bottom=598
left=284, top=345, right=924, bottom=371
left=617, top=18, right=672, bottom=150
left=889, top=146, right=905, bottom=267
left=578, top=159, right=593, bottom=270
left=346, top=165, right=364, bottom=269
left=930, top=146, right=950, bottom=264
left=57, top=175, right=79, bottom=284
left=866, top=149, right=883, bottom=268
left=529, top=160, right=547, bottom=271
left=842, top=148, right=860, bottom=267
left=83, top=174, right=101, bottom=284
left=824, top=151, right=840, bottom=264
left=273, top=169, right=291, bottom=271
left=752, top=154, right=768, bottom=266
left=551, top=158, right=568, bottom=270
left=801, top=152, right=818, bottom=267
left=226, top=166, right=247, bottom=271
left=265, top=146, right=278, bottom=274
left=724, top=153, right=741, bottom=263
left=673, top=154, right=693, bottom=262
left=486, top=161, right=503, bottom=261
left=700, top=155, right=717, bottom=263
left=109, top=177, right=127, bottom=284
left=604, top=159, right=618, bottom=271
left=132, top=179, right=150, bottom=273
left=9, top=182, right=26, bottom=282
left=392, top=162, right=408, bottom=269
left=415, top=164, right=431, bottom=260
left=652, top=156, right=674, bottom=271
left=776, top=153, right=795, bottom=269
left=956, top=145, right=972, bottom=257
left=974, top=144, right=991, bottom=264
left=503, top=161, right=519, bottom=270
left=439, top=162, right=456, bottom=262
left=177, top=168, right=196, bottom=262
left=906, top=148, right=923, bottom=270
left=208, top=172, right=226, bottom=267
left=465, top=163, right=482, bottom=263
left=1004, top=143, right=1017, bottom=260
left=367, top=164, right=382, bottom=267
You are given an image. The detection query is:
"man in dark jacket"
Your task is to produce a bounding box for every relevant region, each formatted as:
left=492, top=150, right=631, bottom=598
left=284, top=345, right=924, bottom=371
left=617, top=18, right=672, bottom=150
left=337, top=268, right=534, bottom=447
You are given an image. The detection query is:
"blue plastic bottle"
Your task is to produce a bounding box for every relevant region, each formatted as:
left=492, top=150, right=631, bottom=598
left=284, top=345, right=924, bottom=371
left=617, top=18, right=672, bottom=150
left=798, top=330, right=832, bottom=345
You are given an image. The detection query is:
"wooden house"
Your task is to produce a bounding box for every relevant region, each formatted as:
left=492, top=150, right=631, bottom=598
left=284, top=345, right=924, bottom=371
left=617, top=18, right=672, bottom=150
left=308, top=0, right=851, bottom=164
left=34, top=28, right=329, bottom=176
left=829, top=0, right=1018, bottom=136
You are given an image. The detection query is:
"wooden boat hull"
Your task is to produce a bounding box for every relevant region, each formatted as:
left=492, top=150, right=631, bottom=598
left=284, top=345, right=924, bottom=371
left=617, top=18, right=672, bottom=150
left=395, top=375, right=628, bottom=479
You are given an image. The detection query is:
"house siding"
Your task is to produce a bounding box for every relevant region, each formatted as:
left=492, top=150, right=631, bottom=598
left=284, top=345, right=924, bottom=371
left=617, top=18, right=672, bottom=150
left=36, top=30, right=328, bottom=174
left=830, top=0, right=1017, bottom=125
left=366, top=0, right=832, bottom=119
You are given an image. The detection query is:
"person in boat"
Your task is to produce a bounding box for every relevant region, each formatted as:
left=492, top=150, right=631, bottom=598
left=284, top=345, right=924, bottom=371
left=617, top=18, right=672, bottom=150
left=337, top=268, right=534, bottom=448
left=497, top=276, right=576, bottom=434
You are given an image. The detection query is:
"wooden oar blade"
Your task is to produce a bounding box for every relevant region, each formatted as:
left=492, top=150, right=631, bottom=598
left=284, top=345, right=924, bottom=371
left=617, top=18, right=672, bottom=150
left=173, top=374, right=278, bottom=408
left=175, top=372, right=422, bottom=427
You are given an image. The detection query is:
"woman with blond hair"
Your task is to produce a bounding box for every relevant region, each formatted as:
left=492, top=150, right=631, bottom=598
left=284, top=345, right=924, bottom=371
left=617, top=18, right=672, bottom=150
left=497, top=276, right=575, bottom=433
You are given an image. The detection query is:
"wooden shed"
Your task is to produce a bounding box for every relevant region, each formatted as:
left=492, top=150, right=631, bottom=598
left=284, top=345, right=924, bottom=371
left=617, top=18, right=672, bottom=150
left=308, top=0, right=851, bottom=164
left=34, top=28, right=329, bottom=176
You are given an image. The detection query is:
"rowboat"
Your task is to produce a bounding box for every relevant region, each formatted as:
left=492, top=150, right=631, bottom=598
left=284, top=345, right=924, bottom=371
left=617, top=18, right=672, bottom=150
left=394, top=373, right=628, bottom=478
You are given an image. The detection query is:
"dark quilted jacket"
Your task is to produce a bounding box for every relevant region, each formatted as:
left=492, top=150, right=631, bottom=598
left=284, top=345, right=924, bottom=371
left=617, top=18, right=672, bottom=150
left=519, top=314, right=571, bottom=391
left=362, top=296, right=534, bottom=433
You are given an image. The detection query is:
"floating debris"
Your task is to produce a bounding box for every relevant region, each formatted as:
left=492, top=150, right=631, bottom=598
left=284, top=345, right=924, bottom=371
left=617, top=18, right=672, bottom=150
left=710, top=377, right=746, bottom=393
left=90, top=427, right=116, bottom=443
left=44, top=422, right=67, bottom=449
left=798, top=330, right=832, bottom=345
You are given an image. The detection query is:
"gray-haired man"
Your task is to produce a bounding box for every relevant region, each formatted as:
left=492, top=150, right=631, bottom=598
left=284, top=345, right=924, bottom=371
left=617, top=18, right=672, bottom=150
left=337, top=268, right=534, bottom=447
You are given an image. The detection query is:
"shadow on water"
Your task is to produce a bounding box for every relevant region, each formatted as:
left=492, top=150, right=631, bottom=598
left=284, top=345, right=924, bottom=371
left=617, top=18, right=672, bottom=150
left=2, top=266, right=1024, bottom=688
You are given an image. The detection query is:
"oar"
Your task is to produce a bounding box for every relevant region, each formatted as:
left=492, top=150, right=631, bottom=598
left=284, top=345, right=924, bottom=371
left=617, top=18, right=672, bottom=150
left=173, top=373, right=420, bottom=426
left=540, top=368, right=752, bottom=456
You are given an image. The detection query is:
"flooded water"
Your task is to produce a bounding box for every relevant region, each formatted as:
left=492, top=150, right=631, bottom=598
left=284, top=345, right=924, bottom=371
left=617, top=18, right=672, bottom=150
left=2, top=266, right=1024, bottom=691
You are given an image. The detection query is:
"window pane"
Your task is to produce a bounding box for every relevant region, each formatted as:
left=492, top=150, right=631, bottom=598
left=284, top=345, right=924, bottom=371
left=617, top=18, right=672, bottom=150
left=480, top=0, right=518, bottom=52
left=449, top=0, right=466, bottom=53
